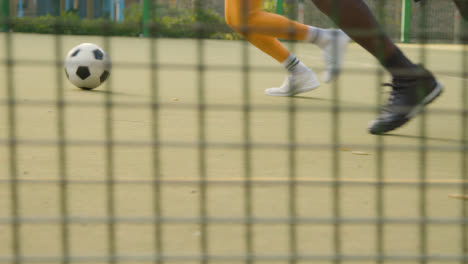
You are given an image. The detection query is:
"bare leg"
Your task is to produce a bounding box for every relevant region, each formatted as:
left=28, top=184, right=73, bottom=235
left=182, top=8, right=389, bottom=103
left=310, top=0, right=443, bottom=135
left=452, top=0, right=468, bottom=20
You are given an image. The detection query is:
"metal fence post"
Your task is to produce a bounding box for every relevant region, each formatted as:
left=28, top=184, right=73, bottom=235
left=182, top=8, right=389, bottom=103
left=143, top=0, right=149, bottom=37
left=87, top=0, right=93, bottom=18
left=276, top=0, right=283, bottom=15
left=401, top=0, right=412, bottom=43
left=1, top=0, right=9, bottom=32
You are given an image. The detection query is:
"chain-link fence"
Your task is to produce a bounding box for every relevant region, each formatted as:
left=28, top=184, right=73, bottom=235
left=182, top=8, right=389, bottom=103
left=1, top=0, right=468, bottom=263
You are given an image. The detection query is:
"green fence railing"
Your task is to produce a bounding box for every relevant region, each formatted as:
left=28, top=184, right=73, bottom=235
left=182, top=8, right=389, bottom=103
left=1, top=0, right=9, bottom=32
left=401, top=0, right=412, bottom=43
left=276, top=0, right=284, bottom=15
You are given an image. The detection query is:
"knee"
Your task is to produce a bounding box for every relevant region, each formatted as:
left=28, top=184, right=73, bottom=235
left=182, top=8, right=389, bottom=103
left=225, top=15, right=244, bottom=34
left=225, top=13, right=237, bottom=29
left=225, top=11, right=244, bottom=30
left=225, top=11, right=257, bottom=34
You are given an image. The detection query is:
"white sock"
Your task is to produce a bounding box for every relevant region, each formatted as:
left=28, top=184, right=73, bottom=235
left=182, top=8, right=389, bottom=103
left=306, top=26, right=330, bottom=48
left=281, top=53, right=309, bottom=74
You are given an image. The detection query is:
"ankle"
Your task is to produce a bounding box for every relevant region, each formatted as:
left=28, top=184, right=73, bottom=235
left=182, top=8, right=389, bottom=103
left=291, top=63, right=310, bottom=74
left=281, top=53, right=310, bottom=74
left=382, top=48, right=417, bottom=78
left=306, top=27, right=330, bottom=47
left=392, top=65, right=434, bottom=80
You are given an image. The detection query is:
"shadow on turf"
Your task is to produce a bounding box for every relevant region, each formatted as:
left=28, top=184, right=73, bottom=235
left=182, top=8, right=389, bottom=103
left=382, top=133, right=463, bottom=144
left=71, top=89, right=143, bottom=97
left=292, top=96, right=367, bottom=106
left=293, top=96, right=330, bottom=101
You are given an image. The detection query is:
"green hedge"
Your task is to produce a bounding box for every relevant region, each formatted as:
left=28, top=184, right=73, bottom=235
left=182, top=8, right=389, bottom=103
left=11, top=14, right=139, bottom=36
left=8, top=4, right=241, bottom=40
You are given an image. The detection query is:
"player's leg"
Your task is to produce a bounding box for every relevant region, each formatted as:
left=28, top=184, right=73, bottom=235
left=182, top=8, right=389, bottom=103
left=226, top=0, right=312, bottom=40
left=245, top=0, right=351, bottom=83
left=310, top=0, right=443, bottom=134
left=452, top=0, right=468, bottom=20
left=225, top=0, right=321, bottom=96
left=225, top=0, right=319, bottom=96
left=251, top=35, right=321, bottom=96
left=226, top=0, right=350, bottom=83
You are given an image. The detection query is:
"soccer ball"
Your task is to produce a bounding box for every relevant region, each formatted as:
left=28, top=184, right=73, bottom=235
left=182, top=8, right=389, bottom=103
left=64, top=43, right=111, bottom=90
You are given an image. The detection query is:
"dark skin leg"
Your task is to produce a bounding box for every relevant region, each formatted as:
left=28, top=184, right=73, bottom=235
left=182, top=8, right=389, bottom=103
left=310, top=0, right=414, bottom=74
left=312, top=0, right=439, bottom=135
left=452, top=0, right=468, bottom=20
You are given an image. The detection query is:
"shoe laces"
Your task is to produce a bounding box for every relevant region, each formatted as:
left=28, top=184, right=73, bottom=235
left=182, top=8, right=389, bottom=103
left=380, top=82, right=411, bottom=112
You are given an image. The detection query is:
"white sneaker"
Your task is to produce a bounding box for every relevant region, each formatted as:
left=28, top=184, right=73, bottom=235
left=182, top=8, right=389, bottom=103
left=320, top=29, right=350, bottom=83
left=265, top=69, right=320, bottom=97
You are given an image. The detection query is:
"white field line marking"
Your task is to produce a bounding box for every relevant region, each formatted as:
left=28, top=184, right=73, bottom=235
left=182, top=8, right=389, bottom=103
left=2, top=176, right=467, bottom=185
left=448, top=194, right=468, bottom=200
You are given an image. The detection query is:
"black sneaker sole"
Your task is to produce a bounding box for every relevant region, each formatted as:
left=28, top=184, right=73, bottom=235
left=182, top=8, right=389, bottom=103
left=369, top=81, right=443, bottom=135
left=406, top=81, right=443, bottom=119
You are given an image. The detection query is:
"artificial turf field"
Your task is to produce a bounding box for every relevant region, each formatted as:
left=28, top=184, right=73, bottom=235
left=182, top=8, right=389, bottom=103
left=0, top=33, right=468, bottom=264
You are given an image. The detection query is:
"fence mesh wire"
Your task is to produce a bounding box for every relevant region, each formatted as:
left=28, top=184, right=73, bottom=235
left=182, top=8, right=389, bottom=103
left=1, top=0, right=468, bottom=263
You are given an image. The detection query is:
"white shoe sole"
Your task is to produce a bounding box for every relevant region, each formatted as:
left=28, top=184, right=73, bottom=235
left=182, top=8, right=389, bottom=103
left=406, top=81, right=444, bottom=119
left=265, top=83, right=320, bottom=97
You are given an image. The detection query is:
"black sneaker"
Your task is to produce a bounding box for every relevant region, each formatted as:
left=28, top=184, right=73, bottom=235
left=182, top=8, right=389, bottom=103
left=368, top=67, right=443, bottom=135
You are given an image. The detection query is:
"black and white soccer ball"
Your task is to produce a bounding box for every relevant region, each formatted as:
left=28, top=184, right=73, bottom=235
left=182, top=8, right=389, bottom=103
left=64, top=43, right=111, bottom=90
